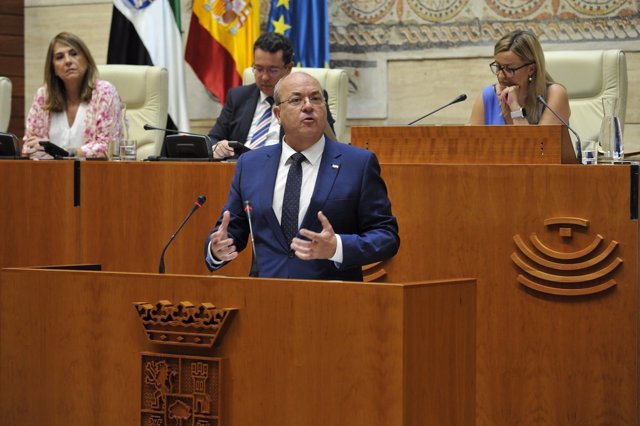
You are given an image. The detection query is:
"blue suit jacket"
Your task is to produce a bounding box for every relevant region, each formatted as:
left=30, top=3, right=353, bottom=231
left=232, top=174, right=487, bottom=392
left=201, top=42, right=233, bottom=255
left=204, top=138, right=400, bottom=281
left=207, top=83, right=336, bottom=145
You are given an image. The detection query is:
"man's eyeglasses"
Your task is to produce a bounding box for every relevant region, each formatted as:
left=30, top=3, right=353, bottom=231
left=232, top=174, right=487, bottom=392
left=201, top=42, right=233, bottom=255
left=278, top=94, right=325, bottom=107
left=252, top=65, right=284, bottom=77
left=489, top=61, right=533, bottom=76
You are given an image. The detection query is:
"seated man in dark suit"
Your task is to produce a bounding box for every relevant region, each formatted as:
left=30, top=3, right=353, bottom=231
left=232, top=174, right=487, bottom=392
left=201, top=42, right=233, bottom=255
left=208, top=32, right=335, bottom=160
left=204, top=72, right=400, bottom=281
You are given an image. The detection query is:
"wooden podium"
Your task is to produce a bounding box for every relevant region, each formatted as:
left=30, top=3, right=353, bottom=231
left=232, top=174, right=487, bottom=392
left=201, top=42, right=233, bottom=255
left=352, top=124, right=578, bottom=164
left=351, top=125, right=640, bottom=425
left=0, top=268, right=475, bottom=426
left=0, top=144, right=638, bottom=425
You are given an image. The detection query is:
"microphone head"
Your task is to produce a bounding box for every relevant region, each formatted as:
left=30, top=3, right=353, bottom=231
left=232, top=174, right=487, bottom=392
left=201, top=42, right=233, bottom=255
left=243, top=200, right=252, bottom=211
left=143, top=124, right=153, bottom=131
left=197, top=195, right=207, bottom=205
left=455, top=94, right=467, bottom=103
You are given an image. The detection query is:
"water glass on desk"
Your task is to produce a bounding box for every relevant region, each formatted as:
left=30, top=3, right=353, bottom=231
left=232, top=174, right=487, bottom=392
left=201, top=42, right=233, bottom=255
left=108, top=139, right=120, bottom=160
left=119, top=140, right=137, bottom=161
left=581, top=140, right=598, bottom=165
left=582, top=149, right=597, bottom=165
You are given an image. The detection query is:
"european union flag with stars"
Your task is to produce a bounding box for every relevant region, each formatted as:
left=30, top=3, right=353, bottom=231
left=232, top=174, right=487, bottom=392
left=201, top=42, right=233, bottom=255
left=268, top=0, right=330, bottom=68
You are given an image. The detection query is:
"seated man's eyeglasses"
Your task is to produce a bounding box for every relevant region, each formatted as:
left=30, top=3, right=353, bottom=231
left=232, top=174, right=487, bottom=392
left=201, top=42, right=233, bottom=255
left=252, top=65, right=284, bottom=76
left=489, top=61, right=533, bottom=76
left=278, top=93, right=325, bottom=107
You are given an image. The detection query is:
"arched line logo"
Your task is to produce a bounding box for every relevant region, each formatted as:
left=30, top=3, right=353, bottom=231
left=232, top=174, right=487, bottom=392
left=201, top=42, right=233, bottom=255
left=511, top=217, right=622, bottom=296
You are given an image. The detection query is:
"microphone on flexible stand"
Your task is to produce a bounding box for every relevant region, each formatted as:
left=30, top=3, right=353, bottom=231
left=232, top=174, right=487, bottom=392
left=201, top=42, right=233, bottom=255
left=243, top=200, right=259, bottom=277
left=408, top=94, right=467, bottom=125
left=158, top=195, right=207, bottom=274
left=537, top=95, right=582, bottom=164
left=143, top=124, right=210, bottom=139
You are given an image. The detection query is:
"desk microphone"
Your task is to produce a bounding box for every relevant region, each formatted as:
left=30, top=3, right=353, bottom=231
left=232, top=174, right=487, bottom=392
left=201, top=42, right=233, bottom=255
left=158, top=195, right=207, bottom=274
left=408, top=94, right=467, bottom=125
left=144, top=124, right=213, bottom=161
left=243, top=200, right=259, bottom=277
left=537, top=95, right=582, bottom=164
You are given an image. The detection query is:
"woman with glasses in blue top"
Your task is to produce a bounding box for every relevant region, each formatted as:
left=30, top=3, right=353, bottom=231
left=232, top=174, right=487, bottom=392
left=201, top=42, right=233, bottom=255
left=469, top=29, right=570, bottom=126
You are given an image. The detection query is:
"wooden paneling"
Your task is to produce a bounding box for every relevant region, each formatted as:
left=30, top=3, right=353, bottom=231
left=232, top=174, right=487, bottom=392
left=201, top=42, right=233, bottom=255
left=0, top=34, right=22, bottom=56
left=0, top=0, right=24, bottom=137
left=378, top=163, right=638, bottom=425
left=78, top=161, right=248, bottom=275
left=0, top=161, right=246, bottom=275
left=0, top=55, right=23, bottom=76
left=0, top=161, right=79, bottom=268
left=352, top=125, right=577, bottom=164
left=0, top=14, right=22, bottom=35
left=0, top=269, right=476, bottom=426
left=0, top=160, right=637, bottom=425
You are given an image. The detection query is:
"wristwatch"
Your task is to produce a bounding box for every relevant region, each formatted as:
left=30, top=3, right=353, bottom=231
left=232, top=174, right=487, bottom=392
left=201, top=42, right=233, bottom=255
left=510, top=108, right=527, bottom=119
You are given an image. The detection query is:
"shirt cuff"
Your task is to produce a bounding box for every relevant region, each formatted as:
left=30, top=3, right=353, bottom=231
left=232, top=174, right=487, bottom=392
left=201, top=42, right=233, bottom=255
left=328, top=234, right=343, bottom=265
left=205, top=240, right=225, bottom=268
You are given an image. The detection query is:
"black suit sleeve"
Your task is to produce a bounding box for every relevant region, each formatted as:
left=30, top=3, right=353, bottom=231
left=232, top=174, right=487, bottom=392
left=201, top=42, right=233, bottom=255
left=207, top=92, right=239, bottom=145
left=207, top=85, right=259, bottom=146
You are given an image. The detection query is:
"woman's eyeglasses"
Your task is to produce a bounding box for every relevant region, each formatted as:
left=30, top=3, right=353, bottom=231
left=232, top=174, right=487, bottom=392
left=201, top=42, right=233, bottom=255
left=489, top=61, right=533, bottom=76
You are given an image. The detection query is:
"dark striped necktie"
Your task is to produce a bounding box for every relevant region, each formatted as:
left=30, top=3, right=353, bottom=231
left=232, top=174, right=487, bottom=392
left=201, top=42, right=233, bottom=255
left=281, top=152, right=306, bottom=246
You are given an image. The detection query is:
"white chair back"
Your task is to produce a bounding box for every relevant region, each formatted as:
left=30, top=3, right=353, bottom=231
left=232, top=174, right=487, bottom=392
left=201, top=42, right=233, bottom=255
left=545, top=50, right=627, bottom=144
left=98, top=65, right=169, bottom=159
left=0, top=76, right=12, bottom=133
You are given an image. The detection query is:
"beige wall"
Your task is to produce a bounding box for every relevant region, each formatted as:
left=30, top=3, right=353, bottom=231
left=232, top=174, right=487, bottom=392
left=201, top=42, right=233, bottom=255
left=24, top=0, right=639, bottom=156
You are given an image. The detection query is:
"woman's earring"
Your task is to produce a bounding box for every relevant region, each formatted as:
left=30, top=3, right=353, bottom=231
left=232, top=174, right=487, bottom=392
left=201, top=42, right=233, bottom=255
left=528, top=75, right=533, bottom=82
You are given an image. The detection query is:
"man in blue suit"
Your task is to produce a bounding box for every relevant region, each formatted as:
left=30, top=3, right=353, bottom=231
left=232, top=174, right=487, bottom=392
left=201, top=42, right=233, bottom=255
left=204, top=72, right=399, bottom=281
left=209, top=33, right=335, bottom=159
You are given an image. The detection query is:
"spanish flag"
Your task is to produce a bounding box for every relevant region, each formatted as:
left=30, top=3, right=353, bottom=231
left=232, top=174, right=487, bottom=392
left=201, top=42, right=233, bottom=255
left=185, top=0, right=260, bottom=104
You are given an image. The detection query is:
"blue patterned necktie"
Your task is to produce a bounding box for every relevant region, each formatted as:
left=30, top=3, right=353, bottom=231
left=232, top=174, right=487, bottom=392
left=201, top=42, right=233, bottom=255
left=248, top=96, right=274, bottom=149
left=281, top=153, right=306, bottom=245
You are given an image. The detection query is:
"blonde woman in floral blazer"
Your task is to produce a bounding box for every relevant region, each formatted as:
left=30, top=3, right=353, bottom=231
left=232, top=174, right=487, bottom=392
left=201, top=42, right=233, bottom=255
left=23, top=32, right=124, bottom=159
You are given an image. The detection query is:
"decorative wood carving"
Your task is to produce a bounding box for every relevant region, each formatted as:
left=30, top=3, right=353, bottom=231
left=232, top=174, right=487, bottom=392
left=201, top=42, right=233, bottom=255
left=362, top=261, right=388, bottom=282
left=135, top=300, right=235, bottom=425
left=141, top=352, right=221, bottom=426
left=133, top=300, right=237, bottom=348
left=512, top=217, right=623, bottom=296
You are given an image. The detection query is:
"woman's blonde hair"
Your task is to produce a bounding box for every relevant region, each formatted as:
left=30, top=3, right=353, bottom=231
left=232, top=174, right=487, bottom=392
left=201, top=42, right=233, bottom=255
left=494, top=30, right=553, bottom=123
left=43, top=32, right=98, bottom=112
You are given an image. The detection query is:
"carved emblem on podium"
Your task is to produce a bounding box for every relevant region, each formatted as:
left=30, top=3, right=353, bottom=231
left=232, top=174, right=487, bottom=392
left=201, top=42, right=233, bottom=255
left=134, top=300, right=236, bottom=348
left=134, top=300, right=237, bottom=426
left=511, top=217, right=623, bottom=296
left=141, top=353, right=221, bottom=426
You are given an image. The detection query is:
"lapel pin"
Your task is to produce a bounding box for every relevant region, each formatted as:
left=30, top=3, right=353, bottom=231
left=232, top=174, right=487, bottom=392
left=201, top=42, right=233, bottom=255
left=332, top=164, right=339, bottom=169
